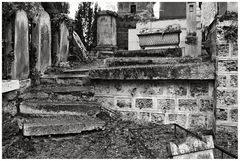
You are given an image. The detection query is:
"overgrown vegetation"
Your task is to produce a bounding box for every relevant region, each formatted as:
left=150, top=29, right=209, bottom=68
left=75, top=2, right=100, bottom=51
left=219, top=11, right=238, bottom=43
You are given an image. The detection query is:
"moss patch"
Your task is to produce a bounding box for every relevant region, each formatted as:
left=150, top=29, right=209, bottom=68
left=89, top=63, right=215, bottom=80
left=115, top=48, right=182, bottom=57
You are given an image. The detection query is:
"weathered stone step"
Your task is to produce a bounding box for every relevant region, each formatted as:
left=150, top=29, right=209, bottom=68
left=114, top=48, right=183, bottom=57
left=23, top=115, right=105, bottom=136
left=105, top=57, right=202, bottom=67
left=20, top=85, right=95, bottom=102
left=20, top=101, right=101, bottom=117
left=25, top=85, right=94, bottom=94
left=40, top=74, right=90, bottom=85
left=63, top=68, right=90, bottom=75
left=89, top=62, right=215, bottom=80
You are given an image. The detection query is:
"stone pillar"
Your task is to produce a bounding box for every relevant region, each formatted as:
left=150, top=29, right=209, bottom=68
left=33, top=11, right=51, bottom=74
left=95, top=10, right=117, bottom=57
left=59, top=21, right=69, bottom=62
left=13, top=10, right=29, bottom=80
left=215, top=18, right=238, bottom=128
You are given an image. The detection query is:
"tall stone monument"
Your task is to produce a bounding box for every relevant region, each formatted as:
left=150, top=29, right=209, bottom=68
left=95, top=10, right=117, bottom=57
left=33, top=10, right=51, bottom=74
left=13, top=10, right=29, bottom=80
left=59, top=21, right=69, bottom=62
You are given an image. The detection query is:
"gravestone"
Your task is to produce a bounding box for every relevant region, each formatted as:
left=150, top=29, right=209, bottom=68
left=73, top=31, right=88, bottom=61
left=59, top=22, right=69, bottom=62
left=33, top=11, right=51, bottom=74
left=169, top=135, right=214, bottom=159
left=13, top=10, right=29, bottom=80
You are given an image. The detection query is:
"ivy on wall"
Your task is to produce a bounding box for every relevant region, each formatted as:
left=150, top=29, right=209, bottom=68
left=219, top=11, right=238, bottom=43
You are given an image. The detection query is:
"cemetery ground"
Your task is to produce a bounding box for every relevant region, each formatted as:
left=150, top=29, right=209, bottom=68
left=2, top=111, right=238, bottom=159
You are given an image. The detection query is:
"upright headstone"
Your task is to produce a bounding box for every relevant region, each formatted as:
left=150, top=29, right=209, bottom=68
left=95, top=10, right=117, bottom=57
left=13, top=10, right=29, bottom=80
left=59, top=22, right=69, bottom=62
left=73, top=31, right=88, bottom=61
left=33, top=11, right=51, bottom=74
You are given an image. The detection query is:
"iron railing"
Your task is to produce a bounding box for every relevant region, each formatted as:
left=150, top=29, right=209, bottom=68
left=129, top=123, right=237, bottom=159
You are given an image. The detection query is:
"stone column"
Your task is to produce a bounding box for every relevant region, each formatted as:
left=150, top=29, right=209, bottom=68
left=95, top=10, right=117, bottom=57
left=13, top=10, right=29, bottom=80
left=215, top=18, right=238, bottom=128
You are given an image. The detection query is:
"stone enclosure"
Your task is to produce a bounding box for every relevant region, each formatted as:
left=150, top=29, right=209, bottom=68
left=2, top=2, right=238, bottom=139
left=93, top=80, right=214, bottom=129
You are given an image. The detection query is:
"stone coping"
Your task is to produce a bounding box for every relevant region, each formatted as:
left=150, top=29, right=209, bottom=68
left=104, top=57, right=202, bottom=67
left=89, top=62, right=215, bottom=80
left=114, top=48, right=182, bottom=57
left=2, top=80, right=20, bottom=93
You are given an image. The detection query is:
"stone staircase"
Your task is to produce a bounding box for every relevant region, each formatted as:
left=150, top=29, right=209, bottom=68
left=18, top=68, right=106, bottom=136
left=90, top=48, right=214, bottom=80
left=19, top=47, right=214, bottom=136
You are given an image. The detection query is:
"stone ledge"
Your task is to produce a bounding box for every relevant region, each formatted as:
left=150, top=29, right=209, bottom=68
left=20, top=101, right=101, bottom=117
left=89, top=63, right=215, bottom=80
left=2, top=80, right=20, bottom=93
left=105, top=57, right=202, bottom=67
left=23, top=115, right=105, bottom=136
left=114, top=48, right=182, bottom=57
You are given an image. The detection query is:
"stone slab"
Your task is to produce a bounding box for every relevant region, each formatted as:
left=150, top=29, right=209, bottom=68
left=23, top=115, right=105, bottom=136
left=89, top=63, right=215, bottom=80
left=169, top=135, right=214, bottom=159
left=2, top=80, right=20, bottom=93
left=63, top=68, right=90, bottom=75
left=20, top=101, right=101, bottom=117
left=73, top=31, right=88, bottom=61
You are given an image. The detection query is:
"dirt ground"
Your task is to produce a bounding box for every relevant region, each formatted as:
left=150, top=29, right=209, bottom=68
left=2, top=112, right=238, bottom=159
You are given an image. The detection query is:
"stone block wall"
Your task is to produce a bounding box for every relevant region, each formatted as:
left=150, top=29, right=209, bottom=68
left=93, top=80, right=214, bottom=129
left=215, top=20, right=238, bottom=128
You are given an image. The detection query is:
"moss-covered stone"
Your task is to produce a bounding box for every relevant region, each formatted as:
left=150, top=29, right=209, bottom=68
left=89, top=63, right=215, bottom=80
left=105, top=57, right=202, bottom=67
left=114, top=48, right=182, bottom=57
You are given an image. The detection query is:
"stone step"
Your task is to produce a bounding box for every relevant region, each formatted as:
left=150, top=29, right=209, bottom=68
left=89, top=62, right=215, bottom=80
left=20, top=85, right=95, bottom=102
left=63, top=68, right=90, bottom=75
left=105, top=57, right=202, bottom=67
left=40, top=74, right=90, bottom=85
left=25, top=85, right=94, bottom=94
left=23, top=115, right=105, bottom=136
left=20, top=101, right=101, bottom=117
left=114, top=48, right=183, bottom=57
